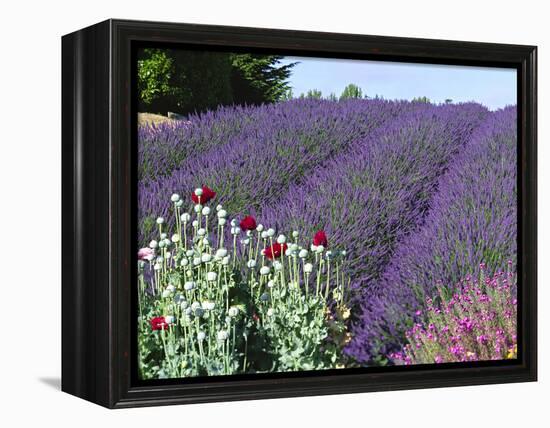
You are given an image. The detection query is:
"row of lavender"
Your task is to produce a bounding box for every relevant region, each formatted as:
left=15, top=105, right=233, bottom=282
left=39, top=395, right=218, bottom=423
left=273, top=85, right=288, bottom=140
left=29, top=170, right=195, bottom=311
left=138, top=98, right=423, bottom=244
left=137, top=98, right=517, bottom=365
left=346, top=106, right=517, bottom=362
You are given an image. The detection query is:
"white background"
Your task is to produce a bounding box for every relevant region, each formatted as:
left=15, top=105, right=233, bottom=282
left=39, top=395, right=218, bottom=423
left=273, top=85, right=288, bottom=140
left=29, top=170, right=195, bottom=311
left=0, top=0, right=546, bottom=425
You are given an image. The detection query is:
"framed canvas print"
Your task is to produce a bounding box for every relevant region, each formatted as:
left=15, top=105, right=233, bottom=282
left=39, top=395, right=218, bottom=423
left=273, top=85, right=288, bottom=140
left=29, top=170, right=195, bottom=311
left=61, top=19, right=537, bottom=408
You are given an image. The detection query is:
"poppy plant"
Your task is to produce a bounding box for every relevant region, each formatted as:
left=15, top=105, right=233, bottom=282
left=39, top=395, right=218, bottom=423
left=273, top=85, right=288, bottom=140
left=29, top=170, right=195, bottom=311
left=264, top=242, right=288, bottom=259
left=150, top=316, right=168, bottom=331
left=313, top=230, right=328, bottom=247
left=191, top=186, right=216, bottom=204
left=138, top=247, right=154, bottom=260
left=240, top=215, right=257, bottom=231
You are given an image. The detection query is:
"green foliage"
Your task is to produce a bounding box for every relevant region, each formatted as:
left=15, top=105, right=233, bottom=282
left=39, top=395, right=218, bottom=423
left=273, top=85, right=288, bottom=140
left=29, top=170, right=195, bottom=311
left=300, top=89, right=323, bottom=99
left=412, top=96, right=431, bottom=103
left=137, top=49, right=296, bottom=115
left=231, top=54, right=296, bottom=105
left=339, top=83, right=363, bottom=100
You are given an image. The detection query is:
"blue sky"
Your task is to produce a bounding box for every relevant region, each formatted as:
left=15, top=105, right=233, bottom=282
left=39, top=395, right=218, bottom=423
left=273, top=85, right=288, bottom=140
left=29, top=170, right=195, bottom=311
left=279, top=56, right=516, bottom=110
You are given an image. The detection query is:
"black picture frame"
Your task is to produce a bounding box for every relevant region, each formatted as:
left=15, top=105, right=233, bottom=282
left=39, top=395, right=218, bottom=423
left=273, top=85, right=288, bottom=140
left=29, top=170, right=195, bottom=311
left=61, top=19, right=537, bottom=408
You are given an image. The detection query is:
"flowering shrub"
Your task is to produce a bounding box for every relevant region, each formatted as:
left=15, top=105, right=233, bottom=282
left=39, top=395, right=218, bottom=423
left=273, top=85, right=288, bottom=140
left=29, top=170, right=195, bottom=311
left=389, top=266, right=517, bottom=364
left=137, top=189, right=352, bottom=379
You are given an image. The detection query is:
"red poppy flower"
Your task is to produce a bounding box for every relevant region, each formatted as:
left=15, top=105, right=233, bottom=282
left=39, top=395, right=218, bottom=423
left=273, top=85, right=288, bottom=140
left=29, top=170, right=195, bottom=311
left=313, top=230, right=328, bottom=247
left=191, top=186, right=216, bottom=204
left=264, top=242, right=288, bottom=260
left=150, top=316, right=168, bottom=331
left=240, top=215, right=257, bottom=231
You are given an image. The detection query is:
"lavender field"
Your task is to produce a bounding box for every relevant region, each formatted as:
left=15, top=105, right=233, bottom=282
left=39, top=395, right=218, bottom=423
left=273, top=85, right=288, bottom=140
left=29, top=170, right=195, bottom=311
left=137, top=98, right=517, bottom=378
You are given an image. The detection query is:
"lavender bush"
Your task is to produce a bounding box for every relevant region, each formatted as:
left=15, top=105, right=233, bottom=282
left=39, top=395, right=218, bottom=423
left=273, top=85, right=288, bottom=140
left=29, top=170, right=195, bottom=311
left=138, top=98, right=421, bottom=246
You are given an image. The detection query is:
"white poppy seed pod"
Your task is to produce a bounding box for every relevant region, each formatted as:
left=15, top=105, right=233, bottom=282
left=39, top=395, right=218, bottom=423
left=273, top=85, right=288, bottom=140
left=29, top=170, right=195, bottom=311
left=260, top=249, right=266, bottom=256
left=310, top=244, right=318, bottom=252
left=171, top=193, right=180, bottom=202
left=325, top=250, right=333, bottom=259
left=206, top=301, right=216, bottom=310
left=216, top=204, right=223, bottom=212
left=260, top=266, right=270, bottom=275
left=230, top=219, right=237, bottom=227
left=218, top=218, right=227, bottom=226
left=241, top=238, right=250, bottom=246
left=261, top=231, right=268, bottom=239
left=194, top=204, right=202, bottom=213
left=145, top=254, right=155, bottom=262
left=201, top=253, right=212, bottom=263
left=316, top=245, right=325, bottom=253
left=156, top=217, right=165, bottom=225
left=292, top=231, right=299, bottom=238
left=202, top=237, right=210, bottom=246
left=299, top=249, right=308, bottom=258
left=162, top=289, right=171, bottom=298
left=277, top=234, right=286, bottom=244
left=197, top=228, right=206, bottom=236
left=164, top=315, right=175, bottom=324
left=180, top=213, right=191, bottom=223
left=184, top=281, right=195, bottom=291
left=174, top=294, right=185, bottom=304
left=267, top=228, right=275, bottom=237
left=164, top=252, right=171, bottom=259
left=192, top=220, right=199, bottom=228
left=304, top=263, right=313, bottom=274
left=256, top=224, right=264, bottom=232
left=176, top=199, right=184, bottom=208
left=285, top=249, right=293, bottom=257
left=267, top=280, right=275, bottom=288
left=166, top=284, right=176, bottom=293
left=247, top=259, right=256, bottom=269
left=341, top=250, right=347, bottom=257
left=154, top=263, right=162, bottom=271
left=228, top=307, right=239, bottom=317
left=216, top=248, right=228, bottom=258
left=180, top=258, right=189, bottom=266
left=221, top=256, right=230, bottom=266
left=290, top=243, right=299, bottom=252
left=201, top=206, right=211, bottom=216
left=171, top=234, right=180, bottom=243
left=273, top=261, right=282, bottom=271
left=156, top=256, right=164, bottom=263
left=180, top=300, right=189, bottom=309
left=194, top=188, right=203, bottom=196
left=197, top=331, right=206, bottom=341
left=191, top=301, right=201, bottom=311
left=160, top=233, right=167, bottom=240
left=184, top=307, right=192, bottom=316
left=207, top=272, right=217, bottom=282
left=267, top=308, right=275, bottom=317
left=193, top=257, right=201, bottom=266
left=186, top=250, right=194, bottom=257
left=217, top=330, right=229, bottom=341
left=149, top=240, right=158, bottom=249
left=246, top=230, right=252, bottom=238
left=217, top=209, right=227, bottom=218
left=233, top=226, right=242, bottom=235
